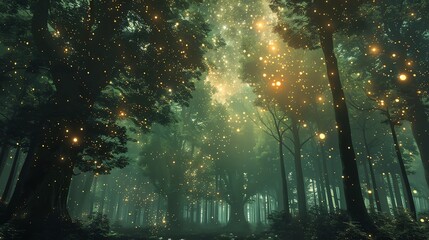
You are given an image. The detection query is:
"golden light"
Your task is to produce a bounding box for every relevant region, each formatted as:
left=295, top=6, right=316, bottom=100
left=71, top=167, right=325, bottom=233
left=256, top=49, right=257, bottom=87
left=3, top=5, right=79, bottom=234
left=399, top=74, right=408, bottom=81
left=255, top=21, right=264, bottom=29
left=319, top=133, right=326, bottom=140
left=72, top=137, right=79, bottom=143
left=368, top=190, right=372, bottom=194
left=413, top=189, right=418, bottom=194
left=275, top=81, right=282, bottom=87
left=391, top=53, right=397, bottom=58
left=369, top=45, right=379, bottom=54
left=420, top=218, right=425, bottom=223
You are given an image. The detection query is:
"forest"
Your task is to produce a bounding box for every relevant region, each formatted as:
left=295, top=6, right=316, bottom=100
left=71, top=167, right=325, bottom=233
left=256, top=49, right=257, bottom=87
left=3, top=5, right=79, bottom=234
left=1, top=0, right=429, bottom=239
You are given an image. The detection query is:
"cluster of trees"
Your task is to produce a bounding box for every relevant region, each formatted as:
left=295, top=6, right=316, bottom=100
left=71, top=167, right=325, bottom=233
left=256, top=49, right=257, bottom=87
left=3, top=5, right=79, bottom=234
left=0, top=0, right=210, bottom=234
left=267, top=0, right=429, bottom=230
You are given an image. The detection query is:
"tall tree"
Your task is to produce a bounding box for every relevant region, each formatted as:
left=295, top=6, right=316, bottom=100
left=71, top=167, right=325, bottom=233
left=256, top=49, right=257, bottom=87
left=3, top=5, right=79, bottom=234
left=0, top=0, right=209, bottom=229
left=269, top=0, right=374, bottom=228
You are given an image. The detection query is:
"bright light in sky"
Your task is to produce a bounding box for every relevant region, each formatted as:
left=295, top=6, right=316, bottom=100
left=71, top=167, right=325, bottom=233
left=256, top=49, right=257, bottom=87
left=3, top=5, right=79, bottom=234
left=204, top=1, right=278, bottom=104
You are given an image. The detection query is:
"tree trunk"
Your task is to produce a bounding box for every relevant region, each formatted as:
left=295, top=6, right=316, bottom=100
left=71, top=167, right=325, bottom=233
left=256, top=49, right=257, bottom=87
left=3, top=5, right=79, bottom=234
left=361, top=155, right=375, bottom=213
left=99, top=182, right=108, bottom=214
left=311, top=178, right=318, bottom=208
left=390, top=173, right=404, bottom=209
left=320, top=143, right=334, bottom=212
left=375, top=173, right=390, bottom=212
left=385, top=173, right=397, bottom=212
left=410, top=100, right=429, bottom=189
left=0, top=145, right=11, bottom=178
left=319, top=31, right=371, bottom=227
left=166, top=191, right=182, bottom=231
left=315, top=154, right=327, bottom=211
left=227, top=200, right=247, bottom=229
left=78, top=173, right=94, bottom=216
left=4, top=125, right=74, bottom=225
left=291, top=116, right=307, bottom=217
left=278, top=138, right=291, bottom=219
left=388, top=113, right=416, bottom=219
left=1, top=147, right=21, bottom=202
left=362, top=131, right=382, bottom=212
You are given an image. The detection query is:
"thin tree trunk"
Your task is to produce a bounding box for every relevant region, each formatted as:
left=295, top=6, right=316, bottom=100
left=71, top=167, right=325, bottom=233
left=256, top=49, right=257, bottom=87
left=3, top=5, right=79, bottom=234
left=376, top=173, right=390, bottom=212
left=385, top=173, right=397, bottom=212
left=291, top=116, right=307, bottom=217
left=312, top=139, right=327, bottom=211
left=390, top=173, right=404, bottom=209
left=1, top=147, right=21, bottom=202
left=278, top=138, right=291, bottom=219
left=311, top=178, right=318, bottom=209
left=361, top=156, right=375, bottom=213
left=99, top=182, right=108, bottom=214
left=0, top=145, right=11, bottom=178
left=388, top=112, right=416, bottom=219
left=320, top=143, right=334, bottom=212
left=90, top=176, right=98, bottom=215
left=362, top=131, right=382, bottom=212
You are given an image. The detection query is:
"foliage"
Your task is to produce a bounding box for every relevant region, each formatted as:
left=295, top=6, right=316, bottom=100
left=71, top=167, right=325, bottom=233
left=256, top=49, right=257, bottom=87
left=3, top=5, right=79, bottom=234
left=80, top=213, right=112, bottom=240
left=265, top=208, right=429, bottom=240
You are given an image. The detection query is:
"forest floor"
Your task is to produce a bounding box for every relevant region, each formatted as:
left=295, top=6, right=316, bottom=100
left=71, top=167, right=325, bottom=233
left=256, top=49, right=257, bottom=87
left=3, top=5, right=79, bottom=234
left=111, top=225, right=271, bottom=240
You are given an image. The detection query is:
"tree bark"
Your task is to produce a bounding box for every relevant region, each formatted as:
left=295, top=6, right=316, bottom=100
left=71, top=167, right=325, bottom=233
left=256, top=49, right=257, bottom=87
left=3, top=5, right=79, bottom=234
left=375, top=173, right=390, bottom=212
left=1, top=147, right=21, bottom=202
left=362, top=130, right=382, bottom=212
left=361, top=155, right=375, bottom=213
left=166, top=191, right=182, bottom=231
left=390, top=173, right=404, bottom=209
left=278, top=138, right=291, bottom=219
left=320, top=143, right=334, bottom=212
left=388, top=112, right=416, bottom=219
left=319, top=31, right=372, bottom=227
left=3, top=124, right=75, bottom=224
left=291, top=116, right=307, bottom=218
left=384, top=172, right=397, bottom=212
left=227, top=200, right=247, bottom=229
left=0, top=145, right=11, bottom=178
left=409, top=99, right=429, bottom=189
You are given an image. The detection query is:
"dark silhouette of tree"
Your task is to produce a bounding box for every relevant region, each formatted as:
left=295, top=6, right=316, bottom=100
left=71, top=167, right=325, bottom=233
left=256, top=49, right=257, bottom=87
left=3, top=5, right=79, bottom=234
left=269, top=0, right=374, bottom=228
left=0, top=0, right=210, bottom=230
